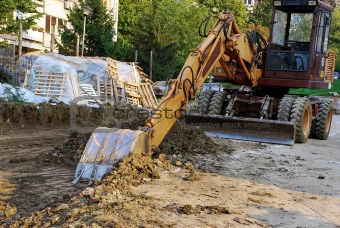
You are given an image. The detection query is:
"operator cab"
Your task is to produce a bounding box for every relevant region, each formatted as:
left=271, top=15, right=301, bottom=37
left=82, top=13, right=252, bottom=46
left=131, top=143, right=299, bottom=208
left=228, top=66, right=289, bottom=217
left=259, top=0, right=335, bottom=89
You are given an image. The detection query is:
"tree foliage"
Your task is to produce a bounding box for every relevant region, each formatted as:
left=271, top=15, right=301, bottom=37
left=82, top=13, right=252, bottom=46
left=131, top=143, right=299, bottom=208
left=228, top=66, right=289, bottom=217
left=198, top=0, right=248, bottom=27
left=124, top=0, right=211, bottom=80
left=118, top=0, right=248, bottom=80
left=57, top=0, right=116, bottom=57
left=329, top=7, right=340, bottom=71
left=248, top=0, right=272, bottom=28
left=0, top=0, right=43, bottom=34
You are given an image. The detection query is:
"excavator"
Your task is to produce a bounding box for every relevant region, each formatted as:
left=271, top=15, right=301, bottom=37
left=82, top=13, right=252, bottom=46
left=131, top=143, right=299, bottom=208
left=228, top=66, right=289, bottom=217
left=73, top=0, right=335, bottom=183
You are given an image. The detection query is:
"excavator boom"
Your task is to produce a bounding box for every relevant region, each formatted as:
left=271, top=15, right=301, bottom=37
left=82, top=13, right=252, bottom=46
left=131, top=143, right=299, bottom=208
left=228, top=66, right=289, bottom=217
left=74, top=12, right=252, bottom=183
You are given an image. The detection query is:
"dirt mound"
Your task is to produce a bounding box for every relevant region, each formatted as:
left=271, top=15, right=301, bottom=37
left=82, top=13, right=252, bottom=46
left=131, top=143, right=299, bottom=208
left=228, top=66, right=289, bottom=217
left=0, top=102, right=149, bottom=128
left=41, top=121, right=229, bottom=169
left=41, top=132, right=91, bottom=167
left=5, top=151, right=174, bottom=227
left=39, top=118, right=148, bottom=168
left=160, top=122, right=222, bottom=155
left=159, top=122, right=234, bottom=167
left=0, top=102, right=70, bottom=127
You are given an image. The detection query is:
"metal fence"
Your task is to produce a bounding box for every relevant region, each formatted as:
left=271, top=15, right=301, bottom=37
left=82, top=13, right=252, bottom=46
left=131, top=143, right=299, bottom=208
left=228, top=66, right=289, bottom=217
left=0, top=47, right=15, bottom=82
left=0, top=47, right=15, bottom=65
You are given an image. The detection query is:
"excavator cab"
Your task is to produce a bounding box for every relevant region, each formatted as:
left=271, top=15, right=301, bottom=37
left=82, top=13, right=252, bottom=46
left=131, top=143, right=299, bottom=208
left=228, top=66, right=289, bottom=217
left=259, top=0, right=335, bottom=89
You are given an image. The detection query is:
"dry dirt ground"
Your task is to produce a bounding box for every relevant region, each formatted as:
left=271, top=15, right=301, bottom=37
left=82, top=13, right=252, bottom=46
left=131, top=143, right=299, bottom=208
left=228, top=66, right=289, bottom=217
left=0, top=128, right=86, bottom=218
left=0, top=116, right=339, bottom=227
left=134, top=115, right=340, bottom=227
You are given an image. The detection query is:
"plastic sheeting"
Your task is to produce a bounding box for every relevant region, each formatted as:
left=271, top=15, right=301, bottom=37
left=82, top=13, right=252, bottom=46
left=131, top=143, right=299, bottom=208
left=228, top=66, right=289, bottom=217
left=16, top=53, right=144, bottom=104
left=116, top=62, right=141, bottom=84
left=29, top=55, right=79, bottom=101
left=0, top=83, right=69, bottom=104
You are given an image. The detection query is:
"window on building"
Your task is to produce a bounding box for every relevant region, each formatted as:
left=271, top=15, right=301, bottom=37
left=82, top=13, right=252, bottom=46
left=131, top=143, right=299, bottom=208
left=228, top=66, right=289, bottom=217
left=58, top=20, right=64, bottom=29
left=45, top=15, right=51, bottom=33
left=46, top=15, right=68, bottom=34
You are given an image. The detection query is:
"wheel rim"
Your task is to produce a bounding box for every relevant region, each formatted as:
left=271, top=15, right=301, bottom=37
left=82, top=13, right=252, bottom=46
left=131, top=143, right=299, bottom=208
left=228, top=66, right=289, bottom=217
left=302, top=107, right=311, bottom=136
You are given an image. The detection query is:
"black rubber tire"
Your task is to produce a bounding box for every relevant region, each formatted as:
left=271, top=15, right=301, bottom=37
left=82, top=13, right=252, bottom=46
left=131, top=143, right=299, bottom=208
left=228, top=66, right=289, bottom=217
left=315, top=99, right=333, bottom=140
left=309, top=119, right=316, bottom=139
left=277, top=96, right=295, bottom=121
left=208, top=91, right=228, bottom=115
left=198, top=90, right=215, bottom=114
left=289, top=97, right=312, bottom=143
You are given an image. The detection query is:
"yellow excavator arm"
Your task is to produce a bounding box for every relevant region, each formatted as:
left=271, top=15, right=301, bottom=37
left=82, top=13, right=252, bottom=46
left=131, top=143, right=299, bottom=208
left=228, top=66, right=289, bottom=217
left=144, top=12, right=259, bottom=152
left=72, top=12, right=260, bottom=184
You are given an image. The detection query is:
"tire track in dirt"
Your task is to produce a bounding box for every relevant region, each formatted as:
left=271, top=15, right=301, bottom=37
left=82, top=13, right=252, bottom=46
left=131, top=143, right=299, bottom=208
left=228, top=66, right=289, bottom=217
left=0, top=127, right=85, bottom=221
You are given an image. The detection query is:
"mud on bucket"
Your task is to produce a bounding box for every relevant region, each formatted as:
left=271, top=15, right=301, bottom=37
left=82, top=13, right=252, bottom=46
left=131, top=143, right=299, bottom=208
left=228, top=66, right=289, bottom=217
left=72, top=127, right=148, bottom=185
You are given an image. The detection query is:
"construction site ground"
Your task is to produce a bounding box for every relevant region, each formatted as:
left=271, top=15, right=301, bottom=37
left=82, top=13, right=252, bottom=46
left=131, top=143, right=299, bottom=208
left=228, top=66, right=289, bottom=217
left=0, top=113, right=339, bottom=227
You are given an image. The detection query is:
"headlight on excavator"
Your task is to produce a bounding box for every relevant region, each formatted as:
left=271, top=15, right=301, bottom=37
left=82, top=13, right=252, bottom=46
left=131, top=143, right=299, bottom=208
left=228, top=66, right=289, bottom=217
left=274, top=1, right=281, bottom=6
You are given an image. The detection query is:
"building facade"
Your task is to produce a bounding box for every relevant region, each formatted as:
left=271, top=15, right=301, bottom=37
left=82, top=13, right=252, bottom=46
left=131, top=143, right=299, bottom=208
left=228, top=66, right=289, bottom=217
left=0, top=0, right=74, bottom=55
left=0, top=0, right=119, bottom=55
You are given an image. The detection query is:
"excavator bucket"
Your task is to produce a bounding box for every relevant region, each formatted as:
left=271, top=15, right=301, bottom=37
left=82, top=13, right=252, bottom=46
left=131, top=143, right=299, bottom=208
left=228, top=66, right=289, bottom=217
left=72, top=127, right=147, bottom=184
left=185, top=113, right=295, bottom=145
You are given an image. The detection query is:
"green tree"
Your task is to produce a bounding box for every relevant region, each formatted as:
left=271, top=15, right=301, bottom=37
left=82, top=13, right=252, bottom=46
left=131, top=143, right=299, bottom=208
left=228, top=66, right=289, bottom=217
left=248, top=0, right=272, bottom=28
left=57, top=0, right=117, bottom=57
left=0, top=0, right=43, bottom=53
left=125, top=0, right=211, bottom=80
left=197, top=0, right=248, bottom=28
left=329, top=8, right=340, bottom=71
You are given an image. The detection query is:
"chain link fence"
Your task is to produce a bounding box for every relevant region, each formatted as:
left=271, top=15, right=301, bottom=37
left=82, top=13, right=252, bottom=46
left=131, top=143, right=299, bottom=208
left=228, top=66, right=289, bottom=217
left=0, top=47, right=15, bottom=83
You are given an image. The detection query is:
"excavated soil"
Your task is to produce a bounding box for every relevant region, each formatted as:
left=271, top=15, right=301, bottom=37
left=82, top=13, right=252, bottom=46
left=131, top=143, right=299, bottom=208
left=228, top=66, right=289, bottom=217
left=0, top=102, right=148, bottom=128
left=0, top=116, right=229, bottom=225
left=2, top=152, right=176, bottom=227
left=40, top=121, right=231, bottom=169
left=1, top=103, right=340, bottom=227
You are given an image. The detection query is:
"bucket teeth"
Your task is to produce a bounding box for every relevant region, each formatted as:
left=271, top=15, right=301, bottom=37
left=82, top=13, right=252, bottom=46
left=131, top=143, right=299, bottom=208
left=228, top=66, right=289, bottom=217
left=72, top=127, right=147, bottom=184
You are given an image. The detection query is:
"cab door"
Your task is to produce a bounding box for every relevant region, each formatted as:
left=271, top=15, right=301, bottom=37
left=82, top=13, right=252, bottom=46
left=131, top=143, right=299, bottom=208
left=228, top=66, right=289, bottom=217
left=311, top=11, right=331, bottom=80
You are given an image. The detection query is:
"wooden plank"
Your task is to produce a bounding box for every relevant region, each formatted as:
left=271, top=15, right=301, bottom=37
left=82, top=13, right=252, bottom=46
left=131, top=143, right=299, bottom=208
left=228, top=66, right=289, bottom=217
left=35, top=73, right=66, bottom=77
left=34, top=89, right=64, bottom=92
left=34, top=92, right=62, bottom=96
left=34, top=78, right=66, bottom=82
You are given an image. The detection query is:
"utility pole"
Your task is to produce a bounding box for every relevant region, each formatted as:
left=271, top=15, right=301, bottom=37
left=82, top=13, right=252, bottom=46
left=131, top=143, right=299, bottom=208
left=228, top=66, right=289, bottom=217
left=50, top=25, right=55, bottom=52
left=81, top=6, right=93, bottom=57
left=134, top=50, right=138, bottom=62
left=150, top=50, right=153, bottom=81
left=17, top=12, right=23, bottom=58
left=76, top=33, right=80, bottom=56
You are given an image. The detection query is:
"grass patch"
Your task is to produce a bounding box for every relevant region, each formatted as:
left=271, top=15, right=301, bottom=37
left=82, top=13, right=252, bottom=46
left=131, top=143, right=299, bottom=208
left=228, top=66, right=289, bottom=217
left=289, top=80, right=340, bottom=96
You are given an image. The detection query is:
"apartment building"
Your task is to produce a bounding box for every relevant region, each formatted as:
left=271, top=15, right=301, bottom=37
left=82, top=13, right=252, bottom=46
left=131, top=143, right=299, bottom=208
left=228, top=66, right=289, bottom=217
left=0, top=0, right=119, bottom=55
left=0, top=0, right=73, bottom=54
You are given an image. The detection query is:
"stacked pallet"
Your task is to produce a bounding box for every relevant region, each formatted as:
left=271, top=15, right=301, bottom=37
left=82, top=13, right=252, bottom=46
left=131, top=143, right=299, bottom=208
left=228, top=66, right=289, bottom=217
left=33, top=71, right=67, bottom=98
left=107, top=58, right=119, bottom=80
left=138, top=83, right=158, bottom=109
left=79, top=83, right=100, bottom=105
left=98, top=80, right=114, bottom=105
left=124, top=82, right=141, bottom=106
left=107, top=58, right=158, bottom=108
